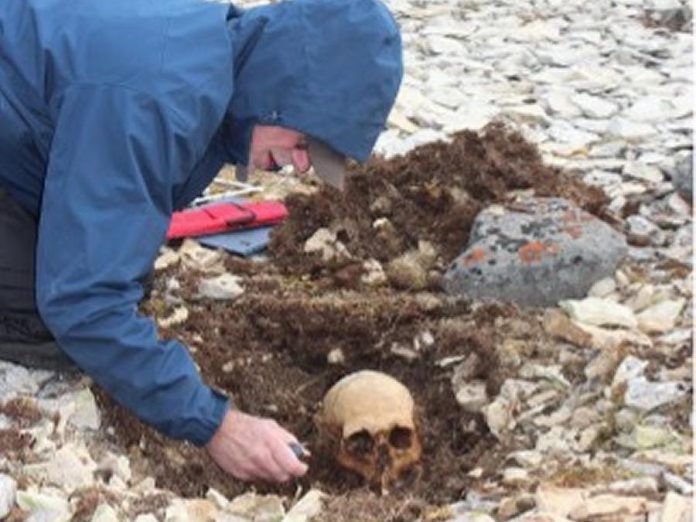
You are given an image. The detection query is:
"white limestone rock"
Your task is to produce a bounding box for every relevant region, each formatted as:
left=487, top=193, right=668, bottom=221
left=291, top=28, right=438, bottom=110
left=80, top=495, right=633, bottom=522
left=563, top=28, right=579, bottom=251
left=636, top=299, right=686, bottom=333
left=425, top=35, right=464, bottom=55
left=607, top=118, right=658, bottom=140
left=198, top=273, right=244, bottom=301
left=571, top=93, right=619, bottom=119
left=624, top=377, right=688, bottom=411
left=454, top=381, right=489, bottom=413
left=0, top=362, right=40, bottom=401
left=16, top=488, right=71, bottom=522
left=0, top=474, right=16, bottom=519
left=658, top=491, right=692, bottom=521
left=24, top=442, right=98, bottom=492
left=165, top=499, right=218, bottom=522
left=623, top=161, right=664, bottom=183
left=283, top=490, right=326, bottom=522
left=560, top=297, right=637, bottom=329
left=226, top=493, right=285, bottom=521
left=91, top=504, right=119, bottom=522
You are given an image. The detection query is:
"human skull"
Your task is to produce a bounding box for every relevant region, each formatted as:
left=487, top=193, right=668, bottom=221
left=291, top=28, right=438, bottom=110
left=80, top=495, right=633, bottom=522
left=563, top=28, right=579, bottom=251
left=316, top=370, right=422, bottom=491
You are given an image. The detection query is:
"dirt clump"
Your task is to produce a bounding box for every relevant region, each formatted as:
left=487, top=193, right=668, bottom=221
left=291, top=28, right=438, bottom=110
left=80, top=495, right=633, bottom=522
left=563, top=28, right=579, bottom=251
left=0, top=397, right=42, bottom=428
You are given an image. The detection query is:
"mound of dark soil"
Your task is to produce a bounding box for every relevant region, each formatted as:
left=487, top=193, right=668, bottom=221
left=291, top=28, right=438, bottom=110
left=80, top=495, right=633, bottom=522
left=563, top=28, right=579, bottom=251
left=270, top=123, right=606, bottom=276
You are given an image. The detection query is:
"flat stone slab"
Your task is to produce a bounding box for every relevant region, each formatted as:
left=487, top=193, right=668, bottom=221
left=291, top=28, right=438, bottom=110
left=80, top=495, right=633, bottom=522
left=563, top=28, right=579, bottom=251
left=443, top=197, right=627, bottom=307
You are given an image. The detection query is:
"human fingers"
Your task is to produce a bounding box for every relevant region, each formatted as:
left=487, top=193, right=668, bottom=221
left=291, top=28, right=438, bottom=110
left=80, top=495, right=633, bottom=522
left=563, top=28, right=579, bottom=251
left=291, top=148, right=311, bottom=173
left=248, top=420, right=298, bottom=482
left=269, top=431, right=309, bottom=478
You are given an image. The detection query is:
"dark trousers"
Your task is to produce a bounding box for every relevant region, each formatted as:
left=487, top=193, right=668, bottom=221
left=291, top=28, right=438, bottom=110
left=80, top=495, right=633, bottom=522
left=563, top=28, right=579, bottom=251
left=0, top=187, right=73, bottom=369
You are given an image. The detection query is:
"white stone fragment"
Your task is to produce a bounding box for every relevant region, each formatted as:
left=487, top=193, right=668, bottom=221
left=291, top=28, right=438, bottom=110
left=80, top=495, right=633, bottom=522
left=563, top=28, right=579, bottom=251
left=568, top=494, right=648, bottom=520
left=69, top=388, right=102, bottom=431
left=624, top=284, right=656, bottom=312
left=180, top=239, right=225, bottom=274
left=157, top=306, right=189, bottom=328
left=560, top=297, right=638, bottom=329
left=613, top=356, right=649, bottom=387
left=605, top=477, right=659, bottom=496
left=446, top=513, right=496, bottom=522
left=165, top=499, right=217, bottom=522
left=519, top=364, right=570, bottom=389
left=98, top=453, right=132, bottom=485
left=607, top=118, right=658, bottom=140
left=24, top=442, right=98, bottom=492
left=304, top=228, right=351, bottom=261
left=509, top=450, right=543, bottom=469
left=502, top=104, right=550, bottom=125
left=454, top=381, right=489, bottom=413
left=0, top=474, right=16, bottom=519
left=91, top=504, right=119, bottom=522
left=134, top=516, right=159, bottom=522
left=587, top=277, right=616, bottom=298
left=283, top=489, right=326, bottom=522
left=154, top=248, right=180, bottom=271
left=624, top=377, right=688, bottom=411
left=645, top=0, right=682, bottom=10
left=615, top=423, right=677, bottom=450
left=658, top=492, right=692, bottom=522
left=535, top=426, right=575, bottom=457
left=361, top=259, right=387, bottom=286
left=571, top=93, right=619, bottom=118
left=425, top=35, right=464, bottom=55
left=576, top=323, right=652, bottom=353
left=326, top=348, right=345, bottom=365
left=623, top=161, right=664, bottom=183
left=444, top=103, right=501, bottom=132
left=483, top=394, right=515, bottom=439
left=387, top=108, right=419, bottom=133
left=636, top=299, right=686, bottom=333
left=535, top=484, right=586, bottom=516
left=16, top=488, right=71, bottom=521
left=625, top=96, right=681, bottom=123
left=198, top=273, right=244, bottom=301
left=226, top=493, right=285, bottom=521
left=482, top=380, right=535, bottom=439
left=544, top=88, right=583, bottom=117
left=0, top=362, right=40, bottom=401
left=626, top=215, right=663, bottom=245
left=502, top=467, right=529, bottom=486
left=662, top=472, right=694, bottom=495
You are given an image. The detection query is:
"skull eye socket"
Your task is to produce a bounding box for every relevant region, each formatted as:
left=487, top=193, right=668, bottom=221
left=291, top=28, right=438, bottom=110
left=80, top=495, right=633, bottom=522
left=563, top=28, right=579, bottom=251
left=345, top=430, right=375, bottom=456
left=389, top=427, right=413, bottom=449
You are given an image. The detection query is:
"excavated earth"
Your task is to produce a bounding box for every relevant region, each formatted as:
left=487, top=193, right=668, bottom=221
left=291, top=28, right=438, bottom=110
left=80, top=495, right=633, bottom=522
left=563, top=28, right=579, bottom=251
left=97, top=124, right=609, bottom=521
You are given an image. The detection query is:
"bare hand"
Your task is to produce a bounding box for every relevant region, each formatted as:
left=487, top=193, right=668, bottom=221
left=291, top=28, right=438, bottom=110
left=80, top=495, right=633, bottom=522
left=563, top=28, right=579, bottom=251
left=206, top=409, right=309, bottom=482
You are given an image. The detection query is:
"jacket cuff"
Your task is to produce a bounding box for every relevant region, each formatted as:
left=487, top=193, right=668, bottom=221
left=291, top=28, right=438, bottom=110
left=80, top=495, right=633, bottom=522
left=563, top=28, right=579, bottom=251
left=190, top=389, right=231, bottom=447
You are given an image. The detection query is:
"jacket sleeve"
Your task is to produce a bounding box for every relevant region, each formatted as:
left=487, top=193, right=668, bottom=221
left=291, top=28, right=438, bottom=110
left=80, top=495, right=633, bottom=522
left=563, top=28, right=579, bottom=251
left=36, top=84, right=229, bottom=446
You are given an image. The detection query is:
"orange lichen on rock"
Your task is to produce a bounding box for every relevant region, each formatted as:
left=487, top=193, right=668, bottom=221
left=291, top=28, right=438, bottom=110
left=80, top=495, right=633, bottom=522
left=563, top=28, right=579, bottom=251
left=518, top=241, right=560, bottom=264
left=561, top=225, right=584, bottom=239
left=461, top=247, right=487, bottom=267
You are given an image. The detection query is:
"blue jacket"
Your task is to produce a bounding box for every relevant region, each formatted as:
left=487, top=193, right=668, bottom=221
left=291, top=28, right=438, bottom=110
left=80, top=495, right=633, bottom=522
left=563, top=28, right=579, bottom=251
left=0, top=0, right=402, bottom=444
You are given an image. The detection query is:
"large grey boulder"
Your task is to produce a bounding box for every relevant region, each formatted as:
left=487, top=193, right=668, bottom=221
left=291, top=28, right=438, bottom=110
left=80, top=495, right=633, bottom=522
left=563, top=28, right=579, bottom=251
left=443, top=198, right=627, bottom=307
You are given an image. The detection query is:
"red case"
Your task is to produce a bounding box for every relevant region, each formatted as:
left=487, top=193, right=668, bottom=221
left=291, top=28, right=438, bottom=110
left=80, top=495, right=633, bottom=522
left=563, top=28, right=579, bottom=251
left=166, top=201, right=288, bottom=240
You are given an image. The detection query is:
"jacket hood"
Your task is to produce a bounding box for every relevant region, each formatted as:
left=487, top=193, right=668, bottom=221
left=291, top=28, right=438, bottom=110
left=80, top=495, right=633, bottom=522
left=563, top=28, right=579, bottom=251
left=223, top=0, right=403, bottom=166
